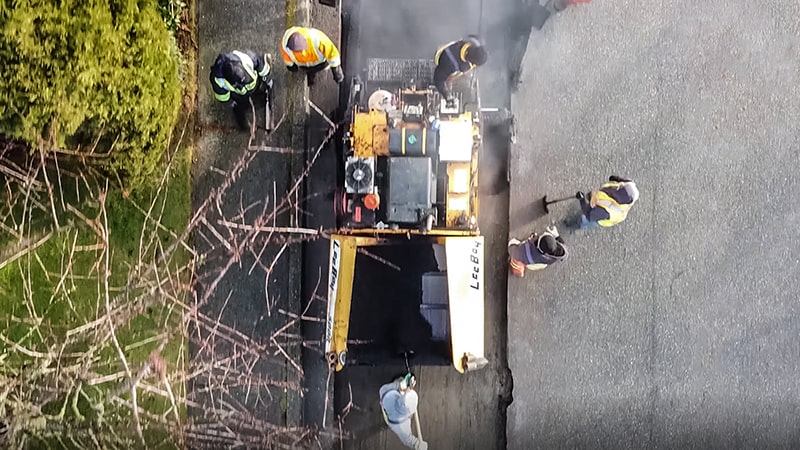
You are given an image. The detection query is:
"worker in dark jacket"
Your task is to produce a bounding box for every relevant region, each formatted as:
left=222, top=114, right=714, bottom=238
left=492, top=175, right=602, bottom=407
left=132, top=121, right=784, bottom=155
left=210, top=50, right=274, bottom=130
left=433, top=36, right=487, bottom=106
left=508, top=225, right=567, bottom=277
left=576, top=175, right=639, bottom=228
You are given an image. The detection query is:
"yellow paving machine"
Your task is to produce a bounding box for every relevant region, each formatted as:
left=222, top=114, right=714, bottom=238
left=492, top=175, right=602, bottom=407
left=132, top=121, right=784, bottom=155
left=325, top=59, right=488, bottom=374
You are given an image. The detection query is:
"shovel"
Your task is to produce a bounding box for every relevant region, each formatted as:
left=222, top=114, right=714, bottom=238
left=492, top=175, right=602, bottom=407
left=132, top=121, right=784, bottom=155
left=541, top=194, right=577, bottom=213
left=404, top=352, right=423, bottom=442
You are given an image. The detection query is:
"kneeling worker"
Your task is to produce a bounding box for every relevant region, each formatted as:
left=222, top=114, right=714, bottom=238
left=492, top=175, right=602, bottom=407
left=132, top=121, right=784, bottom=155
left=281, top=26, right=344, bottom=86
left=210, top=50, right=273, bottom=130
left=379, top=373, right=427, bottom=450
left=433, top=35, right=487, bottom=106
left=508, top=225, right=568, bottom=277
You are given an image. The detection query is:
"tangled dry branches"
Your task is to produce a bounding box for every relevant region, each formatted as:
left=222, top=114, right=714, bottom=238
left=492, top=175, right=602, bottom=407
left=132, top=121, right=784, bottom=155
left=0, top=105, right=343, bottom=449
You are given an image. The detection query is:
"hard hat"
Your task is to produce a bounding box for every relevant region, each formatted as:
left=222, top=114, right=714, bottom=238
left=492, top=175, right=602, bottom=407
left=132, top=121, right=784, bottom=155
left=393, top=390, right=418, bottom=418
left=627, top=183, right=640, bottom=203
left=222, top=61, right=250, bottom=89
left=367, top=90, right=396, bottom=112
left=537, top=235, right=558, bottom=255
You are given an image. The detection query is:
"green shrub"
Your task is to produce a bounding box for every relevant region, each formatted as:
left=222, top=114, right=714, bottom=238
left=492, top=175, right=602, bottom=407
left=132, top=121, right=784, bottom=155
left=0, top=0, right=181, bottom=187
left=158, top=0, right=188, bottom=33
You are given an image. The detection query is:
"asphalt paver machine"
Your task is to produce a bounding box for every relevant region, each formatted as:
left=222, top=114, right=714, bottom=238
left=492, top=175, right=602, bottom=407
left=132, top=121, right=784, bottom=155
left=325, top=58, right=488, bottom=374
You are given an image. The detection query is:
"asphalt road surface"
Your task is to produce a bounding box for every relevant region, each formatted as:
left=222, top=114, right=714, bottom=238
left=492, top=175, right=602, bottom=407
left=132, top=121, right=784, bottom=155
left=301, top=0, right=519, bottom=449
left=508, top=1, right=800, bottom=449
left=190, top=0, right=306, bottom=444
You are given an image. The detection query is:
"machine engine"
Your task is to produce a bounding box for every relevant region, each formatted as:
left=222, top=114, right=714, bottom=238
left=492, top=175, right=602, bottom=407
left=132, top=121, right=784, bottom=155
left=338, top=82, right=480, bottom=232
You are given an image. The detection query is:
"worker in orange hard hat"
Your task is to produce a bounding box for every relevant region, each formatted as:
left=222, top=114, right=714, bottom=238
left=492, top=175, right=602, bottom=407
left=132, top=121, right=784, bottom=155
left=433, top=35, right=487, bottom=107
left=281, top=26, right=344, bottom=86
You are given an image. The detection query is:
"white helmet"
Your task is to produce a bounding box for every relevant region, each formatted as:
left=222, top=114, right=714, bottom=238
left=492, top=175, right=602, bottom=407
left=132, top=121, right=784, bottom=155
left=368, top=89, right=396, bottom=112
left=393, top=390, right=418, bottom=418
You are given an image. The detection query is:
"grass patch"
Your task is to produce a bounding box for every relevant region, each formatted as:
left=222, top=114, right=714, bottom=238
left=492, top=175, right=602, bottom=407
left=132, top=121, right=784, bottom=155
left=0, top=139, right=192, bottom=447
left=0, top=0, right=196, bottom=443
left=0, top=0, right=199, bottom=445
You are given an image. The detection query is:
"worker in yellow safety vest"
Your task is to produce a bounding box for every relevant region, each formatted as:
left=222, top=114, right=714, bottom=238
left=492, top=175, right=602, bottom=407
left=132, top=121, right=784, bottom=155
left=576, top=176, right=639, bottom=228
left=281, top=26, right=344, bottom=86
left=433, top=35, right=487, bottom=106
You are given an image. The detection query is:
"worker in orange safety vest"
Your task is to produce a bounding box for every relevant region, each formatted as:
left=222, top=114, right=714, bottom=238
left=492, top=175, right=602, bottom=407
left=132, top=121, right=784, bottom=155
left=281, top=26, right=344, bottom=86
left=576, top=176, right=639, bottom=228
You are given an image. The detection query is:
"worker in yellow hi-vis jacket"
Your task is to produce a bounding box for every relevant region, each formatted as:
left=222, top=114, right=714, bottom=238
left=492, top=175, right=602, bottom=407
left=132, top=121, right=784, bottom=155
left=280, top=26, right=343, bottom=86
left=576, top=175, right=639, bottom=228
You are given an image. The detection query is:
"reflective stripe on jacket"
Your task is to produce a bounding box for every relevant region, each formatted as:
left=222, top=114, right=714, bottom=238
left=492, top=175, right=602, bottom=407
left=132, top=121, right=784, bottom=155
left=281, top=27, right=341, bottom=67
left=434, top=40, right=476, bottom=78
left=591, top=181, right=635, bottom=227
left=508, top=230, right=567, bottom=275
left=211, top=51, right=269, bottom=102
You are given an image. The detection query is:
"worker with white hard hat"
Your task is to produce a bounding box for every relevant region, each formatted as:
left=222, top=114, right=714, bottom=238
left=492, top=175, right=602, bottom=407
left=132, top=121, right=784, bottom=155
left=379, top=373, right=427, bottom=450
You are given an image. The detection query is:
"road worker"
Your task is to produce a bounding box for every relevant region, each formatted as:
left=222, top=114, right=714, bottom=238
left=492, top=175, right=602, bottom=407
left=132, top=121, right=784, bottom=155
left=508, top=225, right=568, bottom=277
left=210, top=50, right=274, bottom=130
left=379, top=373, right=427, bottom=450
left=433, top=35, right=487, bottom=106
left=576, top=176, right=639, bottom=228
left=281, top=26, right=344, bottom=86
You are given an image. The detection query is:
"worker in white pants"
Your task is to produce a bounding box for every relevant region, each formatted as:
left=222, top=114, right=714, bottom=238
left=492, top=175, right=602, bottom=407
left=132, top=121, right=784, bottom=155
left=379, top=373, right=427, bottom=450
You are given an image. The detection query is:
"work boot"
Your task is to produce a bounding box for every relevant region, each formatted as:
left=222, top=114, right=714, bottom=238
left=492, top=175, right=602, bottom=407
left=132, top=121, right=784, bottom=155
left=509, top=258, right=525, bottom=278
left=231, top=101, right=249, bottom=131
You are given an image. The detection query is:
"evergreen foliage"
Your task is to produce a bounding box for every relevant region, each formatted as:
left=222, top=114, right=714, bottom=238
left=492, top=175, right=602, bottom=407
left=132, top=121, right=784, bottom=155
left=0, top=0, right=181, bottom=187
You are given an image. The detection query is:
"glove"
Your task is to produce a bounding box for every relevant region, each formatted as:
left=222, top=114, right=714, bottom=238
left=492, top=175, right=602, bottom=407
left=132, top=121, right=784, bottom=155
left=609, top=175, right=630, bottom=183
left=575, top=191, right=585, bottom=200
left=332, top=66, right=344, bottom=83
left=261, top=76, right=274, bottom=90
left=287, top=64, right=299, bottom=73
left=545, top=225, right=559, bottom=237
left=445, top=96, right=456, bottom=108
left=399, top=372, right=416, bottom=390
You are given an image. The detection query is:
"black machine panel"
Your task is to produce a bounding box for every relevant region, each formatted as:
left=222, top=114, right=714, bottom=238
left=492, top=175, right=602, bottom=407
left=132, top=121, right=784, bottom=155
left=387, top=127, right=438, bottom=156
left=385, top=157, right=435, bottom=224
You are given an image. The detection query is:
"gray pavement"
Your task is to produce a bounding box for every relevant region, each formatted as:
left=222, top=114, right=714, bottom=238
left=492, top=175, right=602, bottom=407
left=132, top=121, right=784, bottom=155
left=300, top=0, right=341, bottom=436
left=508, top=1, right=800, bottom=448
left=190, top=0, right=309, bottom=445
